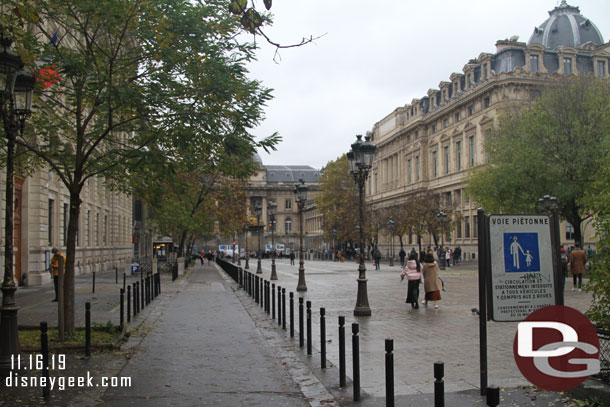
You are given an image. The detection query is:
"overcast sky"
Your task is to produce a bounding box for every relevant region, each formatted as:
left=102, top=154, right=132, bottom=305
left=247, top=0, right=610, bottom=170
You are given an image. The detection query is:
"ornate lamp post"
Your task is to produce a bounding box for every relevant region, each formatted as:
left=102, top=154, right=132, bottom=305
left=347, top=134, right=376, bottom=316
left=294, top=179, right=308, bottom=292
left=0, top=36, right=35, bottom=375
left=268, top=201, right=278, bottom=280
left=254, top=201, right=263, bottom=274
left=388, top=219, right=395, bottom=266
left=332, top=228, right=337, bottom=262
left=244, top=223, right=250, bottom=270
left=437, top=211, right=447, bottom=270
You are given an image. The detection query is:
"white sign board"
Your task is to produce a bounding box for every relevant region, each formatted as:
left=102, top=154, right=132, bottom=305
left=489, top=215, right=555, bottom=321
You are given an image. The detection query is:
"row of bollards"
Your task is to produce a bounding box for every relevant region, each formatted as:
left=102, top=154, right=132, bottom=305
left=118, top=271, right=162, bottom=331
left=236, top=267, right=502, bottom=406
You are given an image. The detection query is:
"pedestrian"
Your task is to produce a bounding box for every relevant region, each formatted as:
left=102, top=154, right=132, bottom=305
left=569, top=243, right=587, bottom=292
left=422, top=253, right=443, bottom=309
left=400, top=253, right=421, bottom=309
left=374, top=248, right=381, bottom=270
left=289, top=251, right=295, bottom=266
left=445, top=248, right=451, bottom=267
left=50, top=247, right=66, bottom=302
left=200, top=251, right=205, bottom=265
left=398, top=248, right=406, bottom=267
left=455, top=246, right=461, bottom=264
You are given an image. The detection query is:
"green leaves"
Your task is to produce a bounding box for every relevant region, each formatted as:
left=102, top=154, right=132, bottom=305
left=229, top=0, right=247, bottom=15
left=240, top=8, right=263, bottom=34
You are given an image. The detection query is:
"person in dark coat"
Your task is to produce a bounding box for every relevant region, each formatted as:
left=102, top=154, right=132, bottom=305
left=398, top=248, right=406, bottom=267
left=289, top=251, right=295, bottom=266
left=569, top=244, right=587, bottom=291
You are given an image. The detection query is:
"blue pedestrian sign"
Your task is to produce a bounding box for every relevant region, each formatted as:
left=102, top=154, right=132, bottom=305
left=503, top=233, right=540, bottom=272
left=488, top=215, right=555, bottom=321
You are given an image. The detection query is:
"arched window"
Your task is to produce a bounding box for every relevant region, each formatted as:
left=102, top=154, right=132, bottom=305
left=285, top=218, right=292, bottom=233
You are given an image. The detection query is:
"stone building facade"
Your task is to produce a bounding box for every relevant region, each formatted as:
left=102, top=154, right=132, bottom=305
left=1, top=168, right=133, bottom=286
left=241, top=157, right=321, bottom=254
left=366, top=2, right=609, bottom=260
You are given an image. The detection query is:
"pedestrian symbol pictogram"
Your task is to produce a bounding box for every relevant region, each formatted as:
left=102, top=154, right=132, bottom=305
left=503, top=233, right=540, bottom=272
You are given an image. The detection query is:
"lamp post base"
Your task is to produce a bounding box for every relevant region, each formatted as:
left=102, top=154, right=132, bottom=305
left=353, top=277, right=371, bottom=316
left=256, top=257, right=262, bottom=274
left=245, top=257, right=249, bottom=270
left=296, top=262, right=307, bottom=291
left=389, top=257, right=394, bottom=266
left=0, top=284, right=20, bottom=377
left=270, top=260, right=278, bottom=280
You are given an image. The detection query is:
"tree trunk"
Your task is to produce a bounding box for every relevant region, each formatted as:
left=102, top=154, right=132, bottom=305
left=177, top=229, right=188, bottom=259
left=64, top=190, right=82, bottom=335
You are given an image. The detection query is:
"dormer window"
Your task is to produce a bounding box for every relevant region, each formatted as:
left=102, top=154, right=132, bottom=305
left=530, top=55, right=539, bottom=73
left=597, top=61, right=606, bottom=77
left=563, top=58, right=572, bottom=75
left=483, top=63, right=488, bottom=80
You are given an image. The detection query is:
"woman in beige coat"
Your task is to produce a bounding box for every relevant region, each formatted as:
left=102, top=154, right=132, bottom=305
left=422, top=253, right=443, bottom=309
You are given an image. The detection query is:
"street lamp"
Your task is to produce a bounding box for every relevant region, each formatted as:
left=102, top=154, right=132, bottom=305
left=0, top=36, right=35, bottom=376
left=437, top=211, right=447, bottom=270
left=268, top=201, right=278, bottom=280
left=294, top=179, right=308, bottom=292
left=244, top=223, right=250, bottom=270
left=347, top=134, right=376, bottom=316
left=332, top=228, right=337, bottom=262
left=254, top=200, right=263, bottom=274
left=387, top=219, right=395, bottom=266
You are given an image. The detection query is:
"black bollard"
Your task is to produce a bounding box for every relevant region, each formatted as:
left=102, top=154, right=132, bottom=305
left=127, top=285, right=131, bottom=323
left=92, top=271, right=96, bottom=294
left=385, top=339, right=394, bottom=407
left=115, top=266, right=118, bottom=284
left=306, top=300, right=312, bottom=356
left=141, top=275, right=145, bottom=309
left=147, top=274, right=151, bottom=304
left=277, top=285, right=282, bottom=326
left=267, top=282, right=271, bottom=314
left=134, top=282, right=138, bottom=315
left=85, top=302, right=91, bottom=357
left=486, top=385, right=500, bottom=407
left=320, top=308, right=326, bottom=369
left=41, top=321, right=50, bottom=398
left=352, top=323, right=361, bottom=401
left=120, top=288, right=125, bottom=329
left=339, top=316, right=346, bottom=387
left=434, top=361, right=444, bottom=407
left=123, top=272, right=126, bottom=291
left=255, top=276, right=259, bottom=304
left=299, top=297, right=304, bottom=348
left=282, top=288, right=286, bottom=330
left=290, top=292, right=295, bottom=337
left=260, top=278, right=264, bottom=309
left=158, top=272, right=161, bottom=293
left=272, top=284, right=276, bottom=319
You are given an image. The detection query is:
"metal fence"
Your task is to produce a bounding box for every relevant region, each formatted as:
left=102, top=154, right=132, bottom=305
left=598, top=328, right=610, bottom=374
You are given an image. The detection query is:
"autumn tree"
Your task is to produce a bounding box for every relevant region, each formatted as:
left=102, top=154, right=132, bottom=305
left=467, top=77, right=610, bottom=247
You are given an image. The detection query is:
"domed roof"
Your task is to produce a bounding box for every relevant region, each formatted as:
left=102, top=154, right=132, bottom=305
left=251, top=152, right=263, bottom=164
left=528, top=1, right=604, bottom=50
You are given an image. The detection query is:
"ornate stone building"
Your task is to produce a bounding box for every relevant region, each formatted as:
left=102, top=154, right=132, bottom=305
left=242, top=155, right=322, bottom=254
left=1, top=168, right=133, bottom=286
left=366, top=1, right=609, bottom=260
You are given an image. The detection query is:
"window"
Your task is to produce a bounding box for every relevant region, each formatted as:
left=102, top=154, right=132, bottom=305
left=468, top=105, right=473, bottom=116
left=469, top=136, right=475, bottom=167
left=455, top=189, right=462, bottom=205
left=455, top=111, right=460, bottom=122
left=285, top=199, right=292, bottom=210
left=563, top=58, right=572, bottom=75
left=483, top=63, right=488, bottom=80
left=407, top=159, right=412, bottom=183
left=407, top=134, right=411, bottom=143
left=456, top=140, right=462, bottom=170
left=103, top=215, right=108, bottom=245
left=483, top=97, right=490, bottom=108
left=96, top=213, right=99, bottom=246
left=432, top=151, right=438, bottom=178
left=456, top=219, right=462, bottom=239
left=285, top=218, right=292, bottom=233
left=415, top=156, right=420, bottom=181
left=484, top=129, right=492, bottom=163
left=431, top=124, right=436, bottom=133
left=443, top=118, right=449, bottom=128
left=565, top=222, right=575, bottom=240
left=530, top=55, right=539, bottom=73
left=63, top=203, right=69, bottom=246
left=374, top=172, right=378, bottom=193
left=445, top=192, right=452, bottom=206
left=87, top=210, right=91, bottom=246
left=394, top=155, right=398, bottom=181
left=415, top=130, right=419, bottom=139
left=465, top=216, right=471, bottom=238
left=443, top=146, right=449, bottom=174
left=598, top=60, right=606, bottom=77
left=474, top=215, right=478, bottom=238
left=48, top=199, right=54, bottom=246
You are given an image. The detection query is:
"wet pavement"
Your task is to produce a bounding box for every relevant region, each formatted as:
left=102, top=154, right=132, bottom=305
left=2, top=258, right=605, bottom=406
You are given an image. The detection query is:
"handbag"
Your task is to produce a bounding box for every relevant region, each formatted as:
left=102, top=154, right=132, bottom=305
left=439, top=277, right=445, bottom=292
